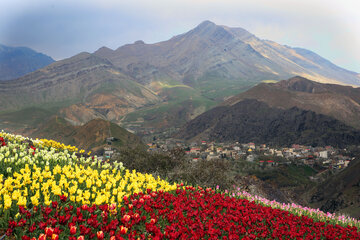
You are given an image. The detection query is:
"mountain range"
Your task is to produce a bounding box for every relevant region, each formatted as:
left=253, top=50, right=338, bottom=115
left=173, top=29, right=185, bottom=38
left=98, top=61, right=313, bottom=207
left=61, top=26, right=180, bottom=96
left=0, top=52, right=160, bottom=125
left=176, top=98, right=360, bottom=147
left=95, top=21, right=360, bottom=90
left=177, top=77, right=360, bottom=147
left=0, top=44, right=54, bottom=81
left=224, top=76, right=360, bottom=130
left=1, top=20, right=360, bottom=133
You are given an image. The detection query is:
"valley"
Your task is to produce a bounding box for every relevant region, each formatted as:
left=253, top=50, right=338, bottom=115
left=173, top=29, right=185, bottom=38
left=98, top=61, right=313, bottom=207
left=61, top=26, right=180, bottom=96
left=1, top=20, right=360, bottom=226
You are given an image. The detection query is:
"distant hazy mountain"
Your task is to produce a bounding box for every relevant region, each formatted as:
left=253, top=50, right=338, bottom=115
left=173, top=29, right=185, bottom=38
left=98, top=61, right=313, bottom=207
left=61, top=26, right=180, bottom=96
left=0, top=44, right=54, bottom=81
left=95, top=20, right=360, bottom=99
left=176, top=98, right=360, bottom=147
left=0, top=52, right=160, bottom=125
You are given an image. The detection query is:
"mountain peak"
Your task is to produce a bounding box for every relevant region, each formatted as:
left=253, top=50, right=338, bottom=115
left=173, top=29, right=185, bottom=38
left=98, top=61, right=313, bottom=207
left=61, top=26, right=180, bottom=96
left=193, top=20, right=219, bottom=33
left=94, top=46, right=114, bottom=57
left=275, top=76, right=329, bottom=93
left=0, top=44, right=54, bottom=81
left=190, top=20, right=235, bottom=42
left=196, top=20, right=216, bottom=29
left=134, top=40, right=145, bottom=44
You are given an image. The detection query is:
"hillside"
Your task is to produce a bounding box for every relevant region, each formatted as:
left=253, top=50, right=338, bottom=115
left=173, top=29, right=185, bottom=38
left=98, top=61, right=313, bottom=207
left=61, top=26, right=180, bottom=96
left=0, top=52, right=160, bottom=126
left=307, top=159, right=360, bottom=218
left=0, top=44, right=54, bottom=81
left=176, top=99, right=360, bottom=147
left=30, top=117, right=144, bottom=152
left=225, top=76, right=360, bottom=129
left=122, top=85, right=216, bottom=129
left=1, top=131, right=359, bottom=239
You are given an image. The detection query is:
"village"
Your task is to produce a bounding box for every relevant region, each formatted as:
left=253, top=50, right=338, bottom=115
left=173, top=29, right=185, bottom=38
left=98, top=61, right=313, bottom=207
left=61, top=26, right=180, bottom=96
left=145, top=139, right=356, bottom=171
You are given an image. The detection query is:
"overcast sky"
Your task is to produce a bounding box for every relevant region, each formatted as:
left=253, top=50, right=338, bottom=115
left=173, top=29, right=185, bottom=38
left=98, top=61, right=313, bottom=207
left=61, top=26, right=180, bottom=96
left=1, top=0, right=359, bottom=72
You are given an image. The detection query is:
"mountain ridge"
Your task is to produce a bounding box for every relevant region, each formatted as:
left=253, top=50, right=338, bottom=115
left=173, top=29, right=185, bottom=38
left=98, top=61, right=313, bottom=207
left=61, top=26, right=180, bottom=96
left=176, top=98, right=360, bottom=147
left=95, top=20, right=360, bottom=89
left=224, top=76, right=360, bottom=129
left=0, top=44, right=54, bottom=81
left=0, top=51, right=161, bottom=125
left=2, top=21, right=360, bottom=131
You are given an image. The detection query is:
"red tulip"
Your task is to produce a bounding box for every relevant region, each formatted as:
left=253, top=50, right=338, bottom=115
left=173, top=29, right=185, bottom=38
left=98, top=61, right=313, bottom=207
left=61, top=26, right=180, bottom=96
left=60, top=195, right=67, bottom=202
left=120, top=226, right=128, bottom=234
left=122, top=214, right=131, bottom=223
left=38, top=234, right=46, bottom=240
left=51, top=201, right=58, bottom=209
left=97, top=231, right=104, bottom=240
left=51, top=234, right=59, bottom=240
left=45, top=227, right=54, bottom=237
left=70, top=225, right=77, bottom=235
left=77, top=236, right=84, bottom=240
left=81, top=205, right=89, bottom=211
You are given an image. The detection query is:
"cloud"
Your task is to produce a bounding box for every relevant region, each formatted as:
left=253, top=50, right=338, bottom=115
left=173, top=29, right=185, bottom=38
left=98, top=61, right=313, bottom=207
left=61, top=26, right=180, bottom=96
left=0, top=0, right=359, bottom=72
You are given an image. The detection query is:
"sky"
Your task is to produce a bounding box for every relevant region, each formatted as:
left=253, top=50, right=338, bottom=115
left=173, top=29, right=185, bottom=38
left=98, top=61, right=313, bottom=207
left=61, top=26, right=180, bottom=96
left=1, top=0, right=359, bottom=73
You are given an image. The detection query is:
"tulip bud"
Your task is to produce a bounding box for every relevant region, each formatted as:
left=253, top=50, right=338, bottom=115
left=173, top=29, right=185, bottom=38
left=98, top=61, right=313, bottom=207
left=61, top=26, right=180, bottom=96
left=70, top=225, right=77, bottom=235
left=122, top=214, right=131, bottom=223
left=120, top=226, right=128, bottom=234
left=77, top=236, right=85, bottom=240
left=38, top=234, right=46, bottom=240
left=97, top=231, right=104, bottom=240
left=45, top=227, right=54, bottom=237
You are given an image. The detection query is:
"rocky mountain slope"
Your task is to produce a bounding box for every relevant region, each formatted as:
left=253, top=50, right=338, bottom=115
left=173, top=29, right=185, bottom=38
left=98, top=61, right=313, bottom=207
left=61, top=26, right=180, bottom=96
left=307, top=158, right=360, bottom=218
left=176, top=98, right=360, bottom=147
left=0, top=44, right=54, bottom=81
left=95, top=20, right=360, bottom=96
left=30, top=117, right=144, bottom=152
left=224, top=76, right=360, bottom=129
left=0, top=52, right=160, bottom=125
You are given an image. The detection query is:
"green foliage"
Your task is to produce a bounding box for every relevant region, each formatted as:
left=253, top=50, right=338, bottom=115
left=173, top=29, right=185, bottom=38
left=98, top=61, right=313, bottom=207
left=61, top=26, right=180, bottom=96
left=171, top=158, right=235, bottom=190
left=248, top=164, right=317, bottom=188
left=112, top=148, right=234, bottom=190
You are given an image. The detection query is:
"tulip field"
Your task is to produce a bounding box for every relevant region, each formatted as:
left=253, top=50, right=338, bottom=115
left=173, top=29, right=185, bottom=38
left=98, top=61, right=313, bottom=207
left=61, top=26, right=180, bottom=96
left=0, top=131, right=359, bottom=239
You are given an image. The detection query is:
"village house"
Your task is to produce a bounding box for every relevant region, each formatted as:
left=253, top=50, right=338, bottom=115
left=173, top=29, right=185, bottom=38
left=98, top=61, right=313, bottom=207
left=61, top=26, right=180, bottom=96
left=190, top=147, right=201, bottom=154
left=319, top=151, right=328, bottom=159
left=275, top=150, right=283, bottom=157
left=104, top=147, right=114, bottom=159
left=248, top=142, right=256, bottom=149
